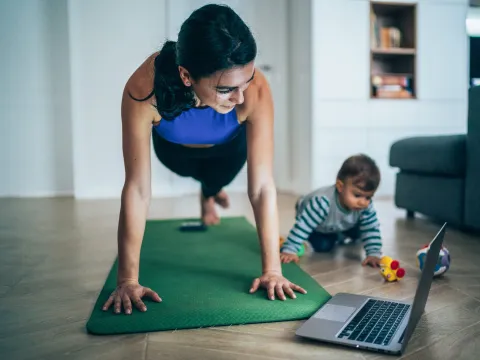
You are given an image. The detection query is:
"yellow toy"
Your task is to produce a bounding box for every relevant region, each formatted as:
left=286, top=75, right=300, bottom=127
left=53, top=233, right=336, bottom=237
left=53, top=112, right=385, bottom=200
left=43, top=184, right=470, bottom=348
left=379, top=256, right=406, bottom=282
left=279, top=236, right=306, bottom=257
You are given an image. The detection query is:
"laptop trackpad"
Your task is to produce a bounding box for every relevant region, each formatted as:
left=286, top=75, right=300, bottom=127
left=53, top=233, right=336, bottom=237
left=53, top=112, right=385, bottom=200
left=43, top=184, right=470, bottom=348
left=314, top=304, right=356, bottom=322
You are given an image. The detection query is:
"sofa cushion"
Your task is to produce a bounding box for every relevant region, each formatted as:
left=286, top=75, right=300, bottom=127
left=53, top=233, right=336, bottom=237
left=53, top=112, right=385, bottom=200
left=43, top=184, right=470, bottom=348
left=390, top=135, right=466, bottom=176
left=394, top=172, right=464, bottom=226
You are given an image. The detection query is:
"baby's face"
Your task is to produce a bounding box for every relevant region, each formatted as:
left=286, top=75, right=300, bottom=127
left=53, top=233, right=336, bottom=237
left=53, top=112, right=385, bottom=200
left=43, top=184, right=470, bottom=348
left=338, top=180, right=375, bottom=211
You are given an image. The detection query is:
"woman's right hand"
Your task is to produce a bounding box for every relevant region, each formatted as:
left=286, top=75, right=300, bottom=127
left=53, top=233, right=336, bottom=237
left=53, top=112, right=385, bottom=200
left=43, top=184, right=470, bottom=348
left=102, top=280, right=162, bottom=315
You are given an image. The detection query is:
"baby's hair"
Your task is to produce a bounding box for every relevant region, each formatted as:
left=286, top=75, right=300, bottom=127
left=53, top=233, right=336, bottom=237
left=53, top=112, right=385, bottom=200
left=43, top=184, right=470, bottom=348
left=337, top=154, right=381, bottom=192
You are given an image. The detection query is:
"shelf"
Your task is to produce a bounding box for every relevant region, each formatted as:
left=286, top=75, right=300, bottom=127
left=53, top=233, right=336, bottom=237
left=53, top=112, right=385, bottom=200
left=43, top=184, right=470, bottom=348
left=371, top=2, right=416, bottom=17
left=372, top=56, right=415, bottom=77
left=371, top=47, right=415, bottom=55
left=372, top=93, right=416, bottom=100
left=372, top=72, right=413, bottom=77
left=370, top=1, right=417, bottom=99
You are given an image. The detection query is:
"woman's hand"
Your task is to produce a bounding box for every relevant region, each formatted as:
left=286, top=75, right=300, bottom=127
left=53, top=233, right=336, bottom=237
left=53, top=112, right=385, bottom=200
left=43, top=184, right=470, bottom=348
left=102, top=280, right=162, bottom=314
left=249, top=271, right=307, bottom=300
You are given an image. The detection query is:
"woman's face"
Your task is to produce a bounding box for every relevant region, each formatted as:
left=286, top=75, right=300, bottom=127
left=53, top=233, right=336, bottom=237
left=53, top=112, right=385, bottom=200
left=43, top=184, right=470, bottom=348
left=180, top=61, right=255, bottom=114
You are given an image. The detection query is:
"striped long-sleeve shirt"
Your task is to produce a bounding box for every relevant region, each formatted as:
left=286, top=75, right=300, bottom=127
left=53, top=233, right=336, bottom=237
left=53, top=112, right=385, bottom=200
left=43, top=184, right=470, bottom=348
left=280, top=185, right=382, bottom=257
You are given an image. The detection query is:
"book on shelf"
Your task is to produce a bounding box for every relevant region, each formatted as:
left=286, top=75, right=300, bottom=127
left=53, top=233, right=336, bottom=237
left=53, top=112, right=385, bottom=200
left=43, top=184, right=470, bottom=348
left=376, top=89, right=413, bottom=99
left=372, top=74, right=414, bottom=98
left=380, top=27, right=401, bottom=48
left=371, top=12, right=402, bottom=49
left=371, top=12, right=379, bottom=48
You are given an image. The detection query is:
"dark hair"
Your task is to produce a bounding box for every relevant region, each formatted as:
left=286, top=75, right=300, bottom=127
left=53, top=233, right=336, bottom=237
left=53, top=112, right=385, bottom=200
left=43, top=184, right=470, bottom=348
left=337, top=154, right=381, bottom=192
left=131, top=4, right=257, bottom=120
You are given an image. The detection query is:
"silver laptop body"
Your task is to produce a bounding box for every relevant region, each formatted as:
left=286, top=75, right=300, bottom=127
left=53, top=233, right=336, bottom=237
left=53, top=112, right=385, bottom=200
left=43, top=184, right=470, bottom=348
left=295, top=223, right=447, bottom=355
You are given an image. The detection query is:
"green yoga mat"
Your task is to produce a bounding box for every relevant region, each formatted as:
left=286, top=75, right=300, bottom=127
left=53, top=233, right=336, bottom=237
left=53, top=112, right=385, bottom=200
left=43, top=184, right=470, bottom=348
left=86, top=217, right=331, bottom=335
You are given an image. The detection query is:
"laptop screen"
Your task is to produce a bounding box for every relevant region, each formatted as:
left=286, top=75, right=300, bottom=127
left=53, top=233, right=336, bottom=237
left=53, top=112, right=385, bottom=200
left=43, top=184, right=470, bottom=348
left=401, top=223, right=447, bottom=351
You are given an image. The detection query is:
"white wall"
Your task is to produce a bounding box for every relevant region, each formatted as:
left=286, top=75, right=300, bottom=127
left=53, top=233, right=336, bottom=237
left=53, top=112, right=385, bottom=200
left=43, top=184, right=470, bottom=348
left=0, top=0, right=172, bottom=199
left=68, top=0, right=172, bottom=199
left=467, top=6, right=480, bottom=36
left=287, top=0, right=313, bottom=195
left=305, top=0, right=469, bottom=197
left=0, top=0, right=73, bottom=197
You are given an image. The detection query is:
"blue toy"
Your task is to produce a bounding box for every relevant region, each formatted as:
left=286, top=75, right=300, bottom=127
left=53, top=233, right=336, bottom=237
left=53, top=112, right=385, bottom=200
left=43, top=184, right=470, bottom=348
left=416, top=241, right=451, bottom=277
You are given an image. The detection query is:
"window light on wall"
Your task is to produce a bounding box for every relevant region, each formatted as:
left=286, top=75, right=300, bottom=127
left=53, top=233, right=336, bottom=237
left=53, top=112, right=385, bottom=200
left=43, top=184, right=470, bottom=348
left=467, top=7, right=480, bottom=37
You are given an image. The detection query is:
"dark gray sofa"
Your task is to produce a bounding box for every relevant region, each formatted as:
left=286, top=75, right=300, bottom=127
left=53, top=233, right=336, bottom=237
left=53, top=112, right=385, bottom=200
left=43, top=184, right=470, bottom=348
left=389, top=86, right=480, bottom=231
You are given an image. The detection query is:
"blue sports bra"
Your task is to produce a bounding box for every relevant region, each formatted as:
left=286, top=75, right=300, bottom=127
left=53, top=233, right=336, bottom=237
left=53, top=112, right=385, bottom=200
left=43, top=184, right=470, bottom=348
left=153, top=106, right=241, bottom=145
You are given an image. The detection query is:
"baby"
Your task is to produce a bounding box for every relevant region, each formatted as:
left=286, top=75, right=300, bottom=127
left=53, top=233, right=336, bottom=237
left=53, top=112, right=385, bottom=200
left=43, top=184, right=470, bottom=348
left=280, top=154, right=383, bottom=267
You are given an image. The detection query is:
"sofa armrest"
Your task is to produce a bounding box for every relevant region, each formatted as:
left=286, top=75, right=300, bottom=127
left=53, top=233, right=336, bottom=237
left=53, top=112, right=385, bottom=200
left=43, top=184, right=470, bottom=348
left=389, top=135, right=466, bottom=176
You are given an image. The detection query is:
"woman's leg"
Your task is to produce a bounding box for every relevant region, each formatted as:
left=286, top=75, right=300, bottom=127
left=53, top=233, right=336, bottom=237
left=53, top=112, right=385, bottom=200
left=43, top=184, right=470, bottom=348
left=198, top=124, right=247, bottom=199
left=197, top=134, right=247, bottom=223
left=197, top=153, right=246, bottom=223
left=151, top=125, right=246, bottom=225
left=153, top=131, right=218, bottom=224
left=199, top=152, right=247, bottom=198
left=151, top=130, right=202, bottom=181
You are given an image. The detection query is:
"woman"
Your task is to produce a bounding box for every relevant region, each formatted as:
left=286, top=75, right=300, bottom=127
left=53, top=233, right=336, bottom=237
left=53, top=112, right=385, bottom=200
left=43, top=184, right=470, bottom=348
left=102, top=4, right=307, bottom=315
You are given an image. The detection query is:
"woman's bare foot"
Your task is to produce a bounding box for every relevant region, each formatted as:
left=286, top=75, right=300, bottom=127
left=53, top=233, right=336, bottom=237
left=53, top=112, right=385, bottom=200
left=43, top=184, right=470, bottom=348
left=214, top=190, right=230, bottom=209
left=201, top=193, right=220, bottom=225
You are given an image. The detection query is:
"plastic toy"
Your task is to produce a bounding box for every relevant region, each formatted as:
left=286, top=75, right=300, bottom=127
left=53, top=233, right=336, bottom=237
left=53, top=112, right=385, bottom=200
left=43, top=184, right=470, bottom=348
left=279, top=236, right=306, bottom=257
left=416, top=243, right=450, bottom=277
left=379, top=256, right=406, bottom=282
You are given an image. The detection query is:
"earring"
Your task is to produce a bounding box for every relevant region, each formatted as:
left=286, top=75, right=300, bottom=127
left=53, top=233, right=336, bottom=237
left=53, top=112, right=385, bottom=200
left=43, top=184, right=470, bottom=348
left=185, top=81, right=191, bottom=86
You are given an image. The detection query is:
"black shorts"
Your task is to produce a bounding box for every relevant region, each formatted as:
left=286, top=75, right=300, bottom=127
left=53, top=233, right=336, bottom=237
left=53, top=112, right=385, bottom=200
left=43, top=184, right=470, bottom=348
left=152, top=124, right=247, bottom=198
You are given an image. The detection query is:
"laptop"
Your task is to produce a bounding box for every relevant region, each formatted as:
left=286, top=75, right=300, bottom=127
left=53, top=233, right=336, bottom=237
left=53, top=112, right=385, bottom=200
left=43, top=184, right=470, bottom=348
left=295, top=223, right=447, bottom=355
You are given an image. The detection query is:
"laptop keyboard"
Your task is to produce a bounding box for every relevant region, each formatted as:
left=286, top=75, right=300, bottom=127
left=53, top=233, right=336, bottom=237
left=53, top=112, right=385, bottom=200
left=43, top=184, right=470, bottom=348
left=337, top=299, right=410, bottom=346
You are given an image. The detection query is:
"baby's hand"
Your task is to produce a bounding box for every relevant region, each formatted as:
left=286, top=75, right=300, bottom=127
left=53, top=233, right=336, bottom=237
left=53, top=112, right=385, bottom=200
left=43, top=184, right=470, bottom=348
left=280, top=252, right=300, bottom=264
left=362, top=256, right=382, bottom=268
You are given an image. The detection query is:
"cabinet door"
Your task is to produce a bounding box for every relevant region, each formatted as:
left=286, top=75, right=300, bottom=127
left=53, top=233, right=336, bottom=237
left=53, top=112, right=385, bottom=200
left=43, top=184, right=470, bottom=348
left=313, top=0, right=370, bottom=100
left=417, top=1, right=468, bottom=100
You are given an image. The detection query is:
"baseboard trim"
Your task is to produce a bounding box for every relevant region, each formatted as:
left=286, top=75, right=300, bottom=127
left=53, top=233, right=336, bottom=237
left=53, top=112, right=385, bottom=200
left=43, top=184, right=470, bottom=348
left=0, top=190, right=74, bottom=199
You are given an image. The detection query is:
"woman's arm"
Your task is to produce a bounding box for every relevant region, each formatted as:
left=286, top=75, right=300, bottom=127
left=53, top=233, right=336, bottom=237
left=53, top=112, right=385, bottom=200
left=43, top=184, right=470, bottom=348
left=246, top=71, right=306, bottom=300
left=102, top=71, right=162, bottom=314
left=116, top=84, right=153, bottom=284
left=245, top=72, right=281, bottom=275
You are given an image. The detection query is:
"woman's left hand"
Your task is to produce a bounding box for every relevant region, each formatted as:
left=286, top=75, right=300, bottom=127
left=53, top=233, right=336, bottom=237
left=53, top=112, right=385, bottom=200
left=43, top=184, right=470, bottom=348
left=249, top=271, right=307, bottom=300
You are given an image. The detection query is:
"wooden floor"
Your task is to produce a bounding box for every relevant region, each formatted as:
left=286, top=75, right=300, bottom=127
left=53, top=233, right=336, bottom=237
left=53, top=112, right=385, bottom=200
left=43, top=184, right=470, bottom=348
left=1, top=192, right=480, bottom=360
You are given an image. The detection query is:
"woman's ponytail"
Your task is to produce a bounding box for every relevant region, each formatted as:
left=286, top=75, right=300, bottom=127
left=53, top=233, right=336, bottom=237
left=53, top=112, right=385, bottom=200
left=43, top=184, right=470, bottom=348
left=129, top=41, right=195, bottom=120
left=152, top=41, right=195, bottom=120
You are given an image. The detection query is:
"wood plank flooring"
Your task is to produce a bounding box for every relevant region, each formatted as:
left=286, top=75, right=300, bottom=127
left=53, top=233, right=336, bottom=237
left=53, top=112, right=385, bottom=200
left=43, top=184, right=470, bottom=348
left=1, top=193, right=479, bottom=359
